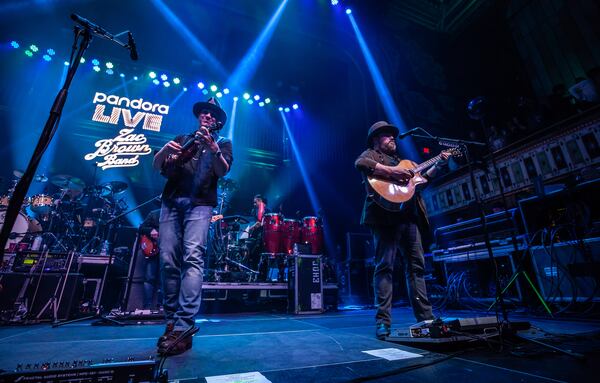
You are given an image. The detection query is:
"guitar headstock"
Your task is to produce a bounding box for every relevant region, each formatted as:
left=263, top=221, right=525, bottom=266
left=441, top=147, right=463, bottom=159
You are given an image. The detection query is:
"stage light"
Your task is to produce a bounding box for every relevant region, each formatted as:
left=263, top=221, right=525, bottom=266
left=223, top=88, right=230, bottom=94
left=278, top=107, right=283, bottom=111
left=91, top=58, right=100, bottom=66
left=331, top=0, right=339, bottom=5
left=80, top=57, right=85, bottom=63
left=259, top=102, right=265, bottom=107
left=284, top=107, right=290, bottom=112
left=10, top=41, right=19, bottom=49
left=149, top=71, right=157, bottom=79
left=47, top=48, right=55, bottom=56
left=210, top=84, right=218, bottom=92
left=183, top=87, right=188, bottom=91
left=160, top=74, right=168, bottom=81
left=202, top=89, right=209, bottom=95
left=153, top=79, right=160, bottom=85
left=24, top=50, right=33, bottom=57
left=106, top=69, right=114, bottom=75
left=197, top=82, right=205, bottom=89
left=163, top=81, right=170, bottom=87
left=63, top=61, right=70, bottom=66
left=42, top=54, right=52, bottom=61
left=248, top=100, right=254, bottom=105
left=216, top=92, right=223, bottom=98
left=119, top=73, right=125, bottom=78
left=29, top=44, right=38, bottom=52
left=253, top=95, right=260, bottom=101
left=265, top=98, right=271, bottom=104
left=93, top=65, right=101, bottom=72
left=233, top=96, right=239, bottom=101
left=346, top=8, right=352, bottom=14
left=133, top=76, right=139, bottom=80
left=292, top=103, right=299, bottom=110
left=105, top=62, right=114, bottom=69
left=423, top=147, right=430, bottom=154
left=173, top=77, right=180, bottom=84
left=243, top=92, right=250, bottom=100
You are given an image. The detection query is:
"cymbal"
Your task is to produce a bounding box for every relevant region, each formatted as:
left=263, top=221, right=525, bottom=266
left=51, top=174, right=86, bottom=191
left=218, top=177, right=238, bottom=190
left=13, top=170, right=48, bottom=182
left=101, top=181, right=128, bottom=194
left=222, top=215, right=251, bottom=224
left=34, top=174, right=48, bottom=183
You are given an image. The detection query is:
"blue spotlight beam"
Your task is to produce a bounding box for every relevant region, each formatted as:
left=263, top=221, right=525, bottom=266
left=280, top=112, right=336, bottom=257
left=227, top=0, right=289, bottom=90
left=150, top=0, right=227, bottom=78
left=226, top=97, right=238, bottom=142
left=347, top=13, right=419, bottom=160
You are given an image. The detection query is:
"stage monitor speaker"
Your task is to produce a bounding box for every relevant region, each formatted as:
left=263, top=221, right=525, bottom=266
left=529, top=237, right=600, bottom=302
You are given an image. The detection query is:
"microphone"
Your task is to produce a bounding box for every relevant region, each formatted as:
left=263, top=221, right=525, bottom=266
left=397, top=127, right=420, bottom=139
left=70, top=14, right=112, bottom=38
left=127, top=31, right=138, bottom=61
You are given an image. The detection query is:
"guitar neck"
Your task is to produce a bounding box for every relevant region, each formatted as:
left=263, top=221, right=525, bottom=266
left=413, top=153, right=443, bottom=173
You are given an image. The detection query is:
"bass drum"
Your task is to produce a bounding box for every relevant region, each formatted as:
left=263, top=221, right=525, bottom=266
left=0, top=209, right=40, bottom=250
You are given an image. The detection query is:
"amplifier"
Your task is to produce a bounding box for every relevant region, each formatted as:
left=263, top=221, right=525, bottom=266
left=529, top=237, right=600, bottom=301
left=288, top=254, right=323, bottom=314
left=12, top=251, right=77, bottom=272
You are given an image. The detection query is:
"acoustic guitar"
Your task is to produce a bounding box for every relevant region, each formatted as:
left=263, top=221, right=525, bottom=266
left=139, top=214, right=224, bottom=257
left=367, top=148, right=461, bottom=211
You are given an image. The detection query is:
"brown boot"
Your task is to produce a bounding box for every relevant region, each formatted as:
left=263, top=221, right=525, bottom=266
left=156, top=322, right=174, bottom=346
left=157, top=330, right=194, bottom=356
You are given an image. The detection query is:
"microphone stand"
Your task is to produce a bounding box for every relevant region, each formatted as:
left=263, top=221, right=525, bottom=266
left=0, top=15, right=137, bottom=255
left=405, top=128, right=582, bottom=359
left=409, top=128, right=509, bottom=323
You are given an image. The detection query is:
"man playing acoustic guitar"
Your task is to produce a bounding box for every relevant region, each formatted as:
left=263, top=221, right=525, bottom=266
left=355, top=121, right=449, bottom=340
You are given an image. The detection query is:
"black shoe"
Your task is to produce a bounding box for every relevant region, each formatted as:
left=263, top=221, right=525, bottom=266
left=157, top=330, right=194, bottom=356
left=376, top=323, right=391, bottom=340
left=156, top=322, right=174, bottom=347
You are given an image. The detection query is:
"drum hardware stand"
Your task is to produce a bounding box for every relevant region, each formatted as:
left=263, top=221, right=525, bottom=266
left=35, top=250, right=78, bottom=324
left=0, top=14, right=138, bottom=255
left=223, top=256, right=259, bottom=279
left=406, top=124, right=581, bottom=359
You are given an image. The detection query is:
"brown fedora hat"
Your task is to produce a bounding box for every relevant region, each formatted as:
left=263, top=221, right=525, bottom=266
left=366, top=121, right=399, bottom=147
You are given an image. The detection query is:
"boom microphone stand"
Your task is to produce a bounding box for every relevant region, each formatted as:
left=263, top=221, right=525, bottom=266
left=0, top=14, right=138, bottom=255
left=406, top=124, right=582, bottom=358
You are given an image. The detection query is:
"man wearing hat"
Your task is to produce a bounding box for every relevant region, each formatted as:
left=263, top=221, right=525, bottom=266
left=355, top=121, right=447, bottom=340
left=152, top=97, right=233, bottom=354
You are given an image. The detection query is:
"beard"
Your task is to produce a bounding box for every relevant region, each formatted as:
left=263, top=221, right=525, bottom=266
left=382, top=140, right=396, bottom=154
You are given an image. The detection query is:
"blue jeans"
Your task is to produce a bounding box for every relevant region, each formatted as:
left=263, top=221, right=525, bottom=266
left=142, top=253, right=161, bottom=309
left=159, top=198, right=212, bottom=330
left=371, top=222, right=433, bottom=324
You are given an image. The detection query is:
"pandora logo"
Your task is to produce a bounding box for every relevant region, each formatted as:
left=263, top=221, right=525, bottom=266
left=91, top=92, right=169, bottom=132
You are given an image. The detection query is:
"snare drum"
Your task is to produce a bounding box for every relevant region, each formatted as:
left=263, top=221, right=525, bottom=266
left=281, top=219, right=301, bottom=254
left=0, top=208, right=31, bottom=250
left=262, top=213, right=283, bottom=253
left=301, top=216, right=323, bottom=255
left=31, top=194, right=54, bottom=214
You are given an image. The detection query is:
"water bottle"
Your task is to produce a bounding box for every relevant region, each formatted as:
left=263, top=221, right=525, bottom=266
left=31, top=235, right=43, bottom=251
left=99, top=240, right=110, bottom=256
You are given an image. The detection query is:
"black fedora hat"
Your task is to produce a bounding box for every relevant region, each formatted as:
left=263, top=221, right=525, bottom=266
left=193, top=97, right=227, bottom=125
left=367, top=121, right=399, bottom=147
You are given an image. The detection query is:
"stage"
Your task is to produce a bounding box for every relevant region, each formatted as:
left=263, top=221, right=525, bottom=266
left=0, top=307, right=598, bottom=382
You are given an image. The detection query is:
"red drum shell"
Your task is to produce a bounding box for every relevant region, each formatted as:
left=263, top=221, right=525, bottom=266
left=300, top=216, right=323, bottom=255
left=263, top=213, right=283, bottom=253
left=281, top=219, right=301, bottom=254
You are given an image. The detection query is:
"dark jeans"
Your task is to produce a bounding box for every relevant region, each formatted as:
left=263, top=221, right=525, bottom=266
left=371, top=222, right=433, bottom=325
left=142, top=253, right=161, bottom=309
left=159, top=198, right=212, bottom=330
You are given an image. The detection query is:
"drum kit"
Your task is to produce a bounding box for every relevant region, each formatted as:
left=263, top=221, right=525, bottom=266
left=0, top=170, right=129, bottom=253
left=208, top=207, right=324, bottom=283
